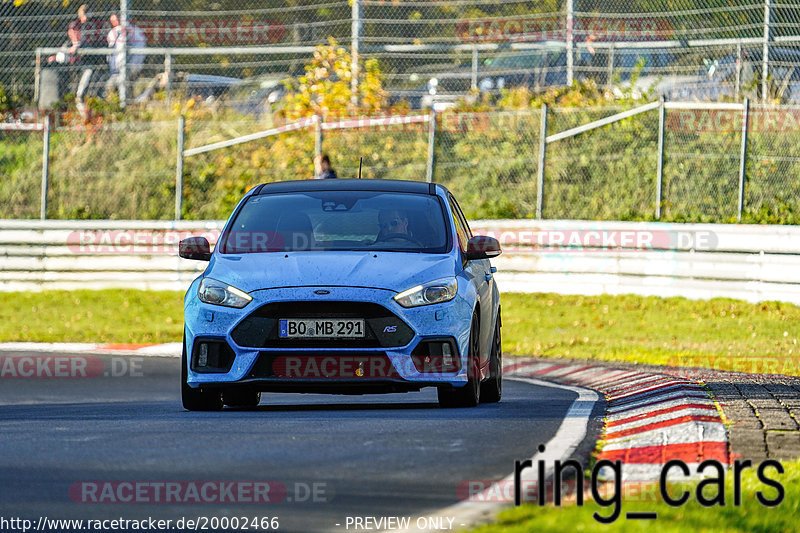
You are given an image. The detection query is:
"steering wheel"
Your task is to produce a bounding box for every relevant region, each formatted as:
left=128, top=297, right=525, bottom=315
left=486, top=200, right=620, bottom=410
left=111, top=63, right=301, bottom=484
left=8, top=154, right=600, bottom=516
left=377, top=232, right=422, bottom=245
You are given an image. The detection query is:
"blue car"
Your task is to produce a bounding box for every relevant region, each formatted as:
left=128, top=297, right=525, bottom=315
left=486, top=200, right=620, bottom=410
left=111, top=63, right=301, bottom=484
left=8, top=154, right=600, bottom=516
left=179, top=179, right=503, bottom=410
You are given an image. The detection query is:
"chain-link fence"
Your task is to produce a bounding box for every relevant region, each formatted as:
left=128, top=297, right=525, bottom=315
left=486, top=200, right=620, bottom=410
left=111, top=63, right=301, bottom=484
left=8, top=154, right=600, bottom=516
left=4, top=101, right=800, bottom=222
left=545, top=106, right=659, bottom=220
left=435, top=110, right=540, bottom=219
left=0, top=125, right=43, bottom=219
left=662, top=105, right=745, bottom=221
left=4, top=1, right=800, bottom=110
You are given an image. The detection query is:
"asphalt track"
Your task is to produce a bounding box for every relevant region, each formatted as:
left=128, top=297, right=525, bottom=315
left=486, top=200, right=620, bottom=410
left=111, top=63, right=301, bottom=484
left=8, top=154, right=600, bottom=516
left=0, top=353, right=597, bottom=532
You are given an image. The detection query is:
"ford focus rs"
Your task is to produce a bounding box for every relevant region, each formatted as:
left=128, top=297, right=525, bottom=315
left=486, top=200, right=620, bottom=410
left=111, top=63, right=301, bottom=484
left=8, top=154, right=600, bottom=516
left=179, top=179, right=502, bottom=410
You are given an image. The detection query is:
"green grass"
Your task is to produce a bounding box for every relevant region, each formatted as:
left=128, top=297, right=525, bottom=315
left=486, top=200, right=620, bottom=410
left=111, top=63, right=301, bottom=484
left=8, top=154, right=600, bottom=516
left=1, top=291, right=799, bottom=376
left=471, top=459, right=800, bottom=532
left=0, top=290, right=184, bottom=344
left=502, top=293, right=800, bottom=375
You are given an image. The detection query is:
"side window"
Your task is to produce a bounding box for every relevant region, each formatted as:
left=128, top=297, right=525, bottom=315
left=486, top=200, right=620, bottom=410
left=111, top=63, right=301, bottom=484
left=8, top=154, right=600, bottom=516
left=448, top=195, right=471, bottom=253
left=449, top=194, right=473, bottom=239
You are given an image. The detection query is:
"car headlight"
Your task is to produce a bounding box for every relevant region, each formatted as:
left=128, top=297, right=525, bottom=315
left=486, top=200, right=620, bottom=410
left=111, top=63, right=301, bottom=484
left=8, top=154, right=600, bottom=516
left=198, top=277, right=252, bottom=308
left=394, top=278, right=457, bottom=308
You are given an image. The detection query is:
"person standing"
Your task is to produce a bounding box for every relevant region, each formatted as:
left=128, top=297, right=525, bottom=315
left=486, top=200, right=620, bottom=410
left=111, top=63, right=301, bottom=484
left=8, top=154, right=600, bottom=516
left=105, top=12, right=147, bottom=99
left=48, top=6, right=105, bottom=120
left=314, top=154, right=338, bottom=179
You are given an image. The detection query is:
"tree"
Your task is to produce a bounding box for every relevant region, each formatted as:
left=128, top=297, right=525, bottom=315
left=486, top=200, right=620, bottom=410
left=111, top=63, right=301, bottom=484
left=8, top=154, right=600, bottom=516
left=281, top=37, right=387, bottom=119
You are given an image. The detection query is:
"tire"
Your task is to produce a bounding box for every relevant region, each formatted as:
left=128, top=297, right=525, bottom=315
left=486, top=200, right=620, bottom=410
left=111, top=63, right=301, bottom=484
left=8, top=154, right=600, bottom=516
left=181, top=334, right=223, bottom=411
left=480, top=313, right=502, bottom=403
left=223, top=389, right=261, bottom=408
left=438, top=313, right=481, bottom=408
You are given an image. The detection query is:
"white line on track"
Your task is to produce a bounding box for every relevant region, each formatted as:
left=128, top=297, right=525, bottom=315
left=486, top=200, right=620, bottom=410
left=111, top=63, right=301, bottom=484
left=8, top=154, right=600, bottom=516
left=381, top=376, right=600, bottom=533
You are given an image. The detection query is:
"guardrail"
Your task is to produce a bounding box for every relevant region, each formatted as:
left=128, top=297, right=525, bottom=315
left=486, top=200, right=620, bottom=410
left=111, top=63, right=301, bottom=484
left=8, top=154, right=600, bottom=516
left=1, top=219, right=799, bottom=304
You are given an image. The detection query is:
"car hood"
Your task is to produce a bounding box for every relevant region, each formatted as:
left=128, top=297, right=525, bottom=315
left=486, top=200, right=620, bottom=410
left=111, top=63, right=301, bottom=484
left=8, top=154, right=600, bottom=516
left=205, top=251, right=459, bottom=293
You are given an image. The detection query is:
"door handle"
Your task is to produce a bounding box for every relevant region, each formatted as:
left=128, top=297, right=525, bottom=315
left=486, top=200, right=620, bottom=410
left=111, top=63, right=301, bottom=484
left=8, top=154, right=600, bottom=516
left=484, top=273, right=492, bottom=282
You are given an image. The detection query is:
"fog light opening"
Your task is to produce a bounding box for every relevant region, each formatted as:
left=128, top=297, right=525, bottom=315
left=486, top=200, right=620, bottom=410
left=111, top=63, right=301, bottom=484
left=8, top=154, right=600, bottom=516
left=192, top=339, right=236, bottom=373
left=412, top=339, right=460, bottom=374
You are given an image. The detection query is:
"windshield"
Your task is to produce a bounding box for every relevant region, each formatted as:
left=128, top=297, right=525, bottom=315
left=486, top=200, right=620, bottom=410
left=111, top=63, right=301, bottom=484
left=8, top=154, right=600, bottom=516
left=486, top=50, right=564, bottom=70
left=221, top=191, right=451, bottom=254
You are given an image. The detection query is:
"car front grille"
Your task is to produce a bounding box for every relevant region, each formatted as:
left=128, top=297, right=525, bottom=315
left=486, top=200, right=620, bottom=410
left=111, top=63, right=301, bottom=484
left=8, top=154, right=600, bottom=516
left=231, top=301, right=415, bottom=349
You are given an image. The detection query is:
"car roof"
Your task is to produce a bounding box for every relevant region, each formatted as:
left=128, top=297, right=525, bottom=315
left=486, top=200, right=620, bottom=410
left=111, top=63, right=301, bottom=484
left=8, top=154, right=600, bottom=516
left=254, top=179, right=439, bottom=196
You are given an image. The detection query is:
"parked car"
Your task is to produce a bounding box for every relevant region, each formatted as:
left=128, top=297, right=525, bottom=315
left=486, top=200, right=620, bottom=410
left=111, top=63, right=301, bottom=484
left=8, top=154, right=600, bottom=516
left=397, top=46, right=567, bottom=108
left=227, top=74, right=287, bottom=118
left=394, top=47, right=674, bottom=108
left=179, top=179, right=503, bottom=410
left=636, top=47, right=800, bottom=102
left=134, top=73, right=242, bottom=104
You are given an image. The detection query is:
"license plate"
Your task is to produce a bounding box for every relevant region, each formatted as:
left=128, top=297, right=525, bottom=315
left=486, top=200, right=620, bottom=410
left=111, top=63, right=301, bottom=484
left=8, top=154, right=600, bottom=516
left=279, top=318, right=365, bottom=338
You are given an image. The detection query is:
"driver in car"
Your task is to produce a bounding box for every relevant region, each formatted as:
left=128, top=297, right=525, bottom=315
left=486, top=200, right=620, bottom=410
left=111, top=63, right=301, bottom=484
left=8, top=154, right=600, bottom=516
left=377, top=209, right=419, bottom=244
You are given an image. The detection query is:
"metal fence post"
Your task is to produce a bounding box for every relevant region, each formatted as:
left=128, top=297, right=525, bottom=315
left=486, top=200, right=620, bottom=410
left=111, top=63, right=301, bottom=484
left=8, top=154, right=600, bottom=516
left=738, top=98, right=750, bottom=221
left=655, top=97, right=666, bottom=219
left=314, top=115, right=323, bottom=160
left=40, top=116, right=50, bottom=220
left=735, top=41, right=742, bottom=100
left=536, top=104, right=548, bottom=219
left=34, top=50, right=41, bottom=106
left=566, top=0, right=574, bottom=86
left=471, top=46, right=478, bottom=91
left=426, top=109, right=437, bottom=183
left=351, top=0, right=361, bottom=108
left=606, top=45, right=615, bottom=90
left=175, top=115, right=185, bottom=221
left=762, top=0, right=771, bottom=104
left=119, top=0, right=128, bottom=108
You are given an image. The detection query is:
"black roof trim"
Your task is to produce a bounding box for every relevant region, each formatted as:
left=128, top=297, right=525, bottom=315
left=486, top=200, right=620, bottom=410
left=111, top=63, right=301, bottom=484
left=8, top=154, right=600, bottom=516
left=256, top=179, right=435, bottom=195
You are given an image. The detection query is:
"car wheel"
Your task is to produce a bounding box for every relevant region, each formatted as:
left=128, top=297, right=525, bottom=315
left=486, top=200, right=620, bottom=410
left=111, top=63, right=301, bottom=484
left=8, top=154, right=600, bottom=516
left=438, top=313, right=481, bottom=408
left=181, top=334, right=223, bottom=411
left=480, top=313, right=502, bottom=403
left=223, top=389, right=261, bottom=408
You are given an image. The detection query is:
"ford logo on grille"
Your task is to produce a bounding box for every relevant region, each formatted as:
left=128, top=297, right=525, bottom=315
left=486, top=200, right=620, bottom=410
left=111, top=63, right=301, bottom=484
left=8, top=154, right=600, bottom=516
left=314, top=289, right=331, bottom=295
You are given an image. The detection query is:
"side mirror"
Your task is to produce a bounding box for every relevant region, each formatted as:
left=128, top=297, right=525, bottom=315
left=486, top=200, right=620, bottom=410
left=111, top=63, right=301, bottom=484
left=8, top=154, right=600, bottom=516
left=179, top=237, right=212, bottom=261
left=466, top=235, right=501, bottom=260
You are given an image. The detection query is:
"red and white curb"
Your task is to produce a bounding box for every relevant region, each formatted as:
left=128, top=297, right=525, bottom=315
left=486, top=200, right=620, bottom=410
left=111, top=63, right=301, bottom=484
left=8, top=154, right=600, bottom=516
left=0, top=342, right=181, bottom=357
left=506, top=360, right=729, bottom=481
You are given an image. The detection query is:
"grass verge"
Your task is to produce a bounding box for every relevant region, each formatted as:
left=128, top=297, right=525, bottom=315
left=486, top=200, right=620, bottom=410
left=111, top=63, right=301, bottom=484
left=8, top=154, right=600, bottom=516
left=502, top=293, right=800, bottom=374
left=1, top=291, right=798, bottom=376
left=470, top=458, right=800, bottom=533
left=0, top=290, right=184, bottom=344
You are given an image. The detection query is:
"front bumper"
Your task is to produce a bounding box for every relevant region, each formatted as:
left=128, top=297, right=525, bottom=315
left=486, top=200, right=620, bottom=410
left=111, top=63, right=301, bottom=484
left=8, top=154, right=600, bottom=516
left=184, top=284, right=474, bottom=391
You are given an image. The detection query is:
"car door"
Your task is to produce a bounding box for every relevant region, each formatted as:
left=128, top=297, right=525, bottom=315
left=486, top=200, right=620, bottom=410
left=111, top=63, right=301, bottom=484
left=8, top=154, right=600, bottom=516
left=448, top=194, right=493, bottom=371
